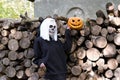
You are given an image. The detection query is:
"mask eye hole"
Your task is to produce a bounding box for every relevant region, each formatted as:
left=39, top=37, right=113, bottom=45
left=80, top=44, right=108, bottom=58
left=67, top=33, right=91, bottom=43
left=53, top=26, right=56, bottom=28
left=49, top=25, right=53, bottom=28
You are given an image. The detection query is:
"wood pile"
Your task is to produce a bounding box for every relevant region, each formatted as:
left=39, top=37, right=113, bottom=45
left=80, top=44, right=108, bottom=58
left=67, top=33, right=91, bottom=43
left=0, top=2, right=120, bottom=80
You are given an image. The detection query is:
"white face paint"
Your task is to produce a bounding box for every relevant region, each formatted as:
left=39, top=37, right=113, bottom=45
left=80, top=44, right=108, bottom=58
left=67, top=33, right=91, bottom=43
left=49, top=25, right=56, bottom=37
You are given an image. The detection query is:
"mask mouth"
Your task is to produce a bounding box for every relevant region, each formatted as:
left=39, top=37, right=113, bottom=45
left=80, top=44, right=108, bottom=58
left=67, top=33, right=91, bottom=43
left=49, top=30, right=55, bottom=34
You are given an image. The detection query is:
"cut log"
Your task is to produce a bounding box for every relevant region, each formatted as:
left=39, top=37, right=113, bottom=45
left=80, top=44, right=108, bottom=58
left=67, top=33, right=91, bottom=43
left=80, top=26, right=90, bottom=36
left=106, top=2, right=114, bottom=15
left=10, top=28, right=16, bottom=34
left=1, top=37, right=8, bottom=45
left=118, top=4, right=120, bottom=17
left=110, top=17, right=120, bottom=26
left=17, top=52, right=24, bottom=60
left=86, top=48, right=101, bottom=61
left=8, top=51, right=18, bottom=60
left=0, top=62, right=5, bottom=73
left=87, top=18, right=97, bottom=26
left=2, top=20, right=11, bottom=29
left=112, top=77, right=120, bottom=80
left=13, top=31, right=22, bottom=40
left=117, top=49, right=120, bottom=55
left=28, top=73, right=39, bottom=80
left=96, top=58, right=105, bottom=67
left=25, top=68, right=33, bottom=77
left=0, top=75, right=10, bottom=80
left=114, top=10, right=119, bottom=17
left=97, top=66, right=104, bottom=74
left=103, top=43, right=116, bottom=57
left=71, top=65, right=82, bottom=76
left=2, top=58, right=10, bottom=66
left=5, top=66, right=16, bottom=78
left=15, top=65, right=24, bottom=71
left=107, top=26, right=116, bottom=33
left=105, top=70, right=113, bottom=78
left=77, top=59, right=83, bottom=66
left=81, top=60, right=92, bottom=71
left=91, top=36, right=107, bottom=48
left=85, top=40, right=93, bottom=49
left=22, top=31, right=29, bottom=38
left=24, top=48, right=34, bottom=59
left=71, top=30, right=78, bottom=36
left=107, top=59, right=118, bottom=70
left=1, top=30, right=9, bottom=37
left=116, top=55, right=120, bottom=64
left=96, top=10, right=106, bottom=19
left=100, top=28, right=108, bottom=37
left=78, top=72, right=87, bottom=80
left=19, top=38, right=30, bottom=49
left=77, top=36, right=85, bottom=46
left=107, top=34, right=114, bottom=42
left=96, top=17, right=104, bottom=25
left=76, top=48, right=86, bottom=59
left=114, top=67, right=120, bottom=77
left=0, top=44, right=5, bottom=50
left=16, top=70, right=24, bottom=79
left=9, top=61, right=18, bottom=67
left=8, top=33, right=15, bottom=39
left=91, top=25, right=101, bottom=36
left=28, top=72, right=39, bottom=80
left=69, top=52, right=77, bottom=63
left=24, top=59, right=32, bottom=68
left=59, top=26, right=66, bottom=36
left=114, top=33, right=120, bottom=46
left=8, top=39, right=19, bottom=51
left=70, top=77, right=78, bottom=80
left=28, top=32, right=35, bottom=40
left=0, top=50, right=8, bottom=59
left=104, top=18, right=109, bottom=26
left=70, top=41, right=77, bottom=53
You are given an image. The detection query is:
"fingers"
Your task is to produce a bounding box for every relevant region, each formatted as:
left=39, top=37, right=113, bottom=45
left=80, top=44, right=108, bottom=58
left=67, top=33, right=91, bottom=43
left=40, top=63, right=46, bottom=71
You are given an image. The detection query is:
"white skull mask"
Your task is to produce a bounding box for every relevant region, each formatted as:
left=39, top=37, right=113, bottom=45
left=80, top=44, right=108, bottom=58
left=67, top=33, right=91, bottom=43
left=49, top=25, right=56, bottom=37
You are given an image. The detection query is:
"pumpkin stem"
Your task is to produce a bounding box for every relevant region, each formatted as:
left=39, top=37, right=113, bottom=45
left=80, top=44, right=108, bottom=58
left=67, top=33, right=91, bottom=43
left=74, top=15, right=77, bottom=17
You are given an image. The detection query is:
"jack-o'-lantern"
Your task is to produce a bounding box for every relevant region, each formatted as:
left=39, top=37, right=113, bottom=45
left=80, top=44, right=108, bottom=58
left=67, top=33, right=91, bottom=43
left=67, top=17, right=84, bottom=30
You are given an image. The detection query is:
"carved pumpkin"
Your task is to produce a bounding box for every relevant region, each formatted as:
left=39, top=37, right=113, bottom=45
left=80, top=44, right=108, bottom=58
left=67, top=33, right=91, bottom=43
left=67, top=17, right=84, bottom=30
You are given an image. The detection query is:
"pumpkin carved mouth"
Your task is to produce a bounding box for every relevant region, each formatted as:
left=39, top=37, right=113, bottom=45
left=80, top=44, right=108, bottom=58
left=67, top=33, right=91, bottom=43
left=71, top=23, right=81, bottom=26
left=67, top=17, right=84, bottom=30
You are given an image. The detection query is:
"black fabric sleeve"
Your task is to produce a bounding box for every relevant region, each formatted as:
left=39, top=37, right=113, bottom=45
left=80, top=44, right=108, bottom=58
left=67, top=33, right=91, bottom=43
left=33, top=37, right=45, bottom=66
left=63, top=29, right=72, bottom=53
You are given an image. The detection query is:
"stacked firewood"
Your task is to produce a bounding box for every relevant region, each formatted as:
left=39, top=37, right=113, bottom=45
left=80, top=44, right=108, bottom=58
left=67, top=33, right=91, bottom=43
left=0, top=14, right=41, bottom=80
left=0, top=2, right=120, bottom=80
left=65, top=2, right=120, bottom=80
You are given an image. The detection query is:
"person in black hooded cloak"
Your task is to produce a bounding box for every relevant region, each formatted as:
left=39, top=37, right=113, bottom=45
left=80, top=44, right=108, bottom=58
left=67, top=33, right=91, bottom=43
left=33, top=18, right=72, bottom=80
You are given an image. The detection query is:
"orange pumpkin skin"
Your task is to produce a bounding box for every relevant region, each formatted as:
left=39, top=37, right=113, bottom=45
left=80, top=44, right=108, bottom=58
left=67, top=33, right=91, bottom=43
left=67, top=17, right=84, bottom=30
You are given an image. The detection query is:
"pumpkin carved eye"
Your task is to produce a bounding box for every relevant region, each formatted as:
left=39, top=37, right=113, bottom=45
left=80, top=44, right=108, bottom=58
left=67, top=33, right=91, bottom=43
left=67, top=17, right=84, bottom=30
left=72, top=20, right=75, bottom=22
